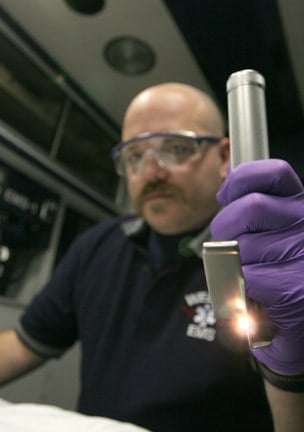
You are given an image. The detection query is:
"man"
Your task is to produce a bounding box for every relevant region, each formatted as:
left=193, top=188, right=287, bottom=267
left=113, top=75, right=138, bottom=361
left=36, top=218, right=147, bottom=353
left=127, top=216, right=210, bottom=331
left=0, top=83, right=303, bottom=432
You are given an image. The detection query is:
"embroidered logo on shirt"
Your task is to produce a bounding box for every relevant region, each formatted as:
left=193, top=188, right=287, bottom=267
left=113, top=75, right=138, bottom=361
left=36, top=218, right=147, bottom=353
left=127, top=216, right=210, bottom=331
left=182, top=290, right=216, bottom=341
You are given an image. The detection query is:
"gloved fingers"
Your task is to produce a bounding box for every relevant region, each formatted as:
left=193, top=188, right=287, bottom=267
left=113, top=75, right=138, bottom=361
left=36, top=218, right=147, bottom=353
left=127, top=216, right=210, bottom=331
left=242, top=258, right=304, bottom=309
left=242, top=262, right=285, bottom=307
left=211, top=192, right=304, bottom=240
left=217, top=159, right=304, bottom=206
left=244, top=258, right=304, bottom=376
left=231, top=221, right=304, bottom=264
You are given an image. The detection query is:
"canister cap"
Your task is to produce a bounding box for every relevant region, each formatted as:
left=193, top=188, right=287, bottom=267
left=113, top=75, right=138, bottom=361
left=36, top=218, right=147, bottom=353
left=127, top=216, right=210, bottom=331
left=226, top=69, right=265, bottom=92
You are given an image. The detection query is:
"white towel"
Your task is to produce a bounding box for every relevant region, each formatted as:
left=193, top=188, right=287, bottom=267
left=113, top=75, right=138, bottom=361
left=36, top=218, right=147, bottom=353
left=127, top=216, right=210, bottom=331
left=0, top=399, right=150, bottom=432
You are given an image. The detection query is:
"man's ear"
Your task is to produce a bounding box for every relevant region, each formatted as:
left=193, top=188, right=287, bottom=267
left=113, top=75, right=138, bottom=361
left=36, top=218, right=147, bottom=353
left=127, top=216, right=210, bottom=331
left=219, top=137, right=230, bottom=179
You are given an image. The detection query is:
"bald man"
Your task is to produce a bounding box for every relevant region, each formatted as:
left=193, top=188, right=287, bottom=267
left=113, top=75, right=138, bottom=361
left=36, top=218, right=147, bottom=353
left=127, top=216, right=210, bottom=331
left=0, top=83, right=303, bottom=432
left=121, top=83, right=229, bottom=234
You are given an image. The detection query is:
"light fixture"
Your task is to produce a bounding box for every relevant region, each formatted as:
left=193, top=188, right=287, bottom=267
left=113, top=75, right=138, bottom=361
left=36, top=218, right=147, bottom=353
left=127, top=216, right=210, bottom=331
left=104, top=36, right=155, bottom=75
left=64, top=0, right=105, bottom=15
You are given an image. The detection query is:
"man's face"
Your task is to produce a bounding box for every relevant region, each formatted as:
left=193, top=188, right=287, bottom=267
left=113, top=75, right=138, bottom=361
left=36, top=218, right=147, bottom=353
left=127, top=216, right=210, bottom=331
left=121, top=85, right=229, bottom=234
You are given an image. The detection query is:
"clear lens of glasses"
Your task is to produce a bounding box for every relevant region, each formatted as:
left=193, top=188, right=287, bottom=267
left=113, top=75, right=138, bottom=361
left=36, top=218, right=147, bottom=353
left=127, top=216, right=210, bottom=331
left=116, top=135, right=203, bottom=176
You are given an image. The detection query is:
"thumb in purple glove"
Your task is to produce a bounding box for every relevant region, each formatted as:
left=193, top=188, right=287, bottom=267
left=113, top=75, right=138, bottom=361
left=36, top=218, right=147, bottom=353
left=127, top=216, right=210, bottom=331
left=211, top=159, right=304, bottom=375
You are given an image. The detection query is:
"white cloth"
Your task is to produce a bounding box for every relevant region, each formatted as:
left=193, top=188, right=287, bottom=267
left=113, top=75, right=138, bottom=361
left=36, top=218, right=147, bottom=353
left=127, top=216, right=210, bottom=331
left=0, top=399, right=150, bottom=432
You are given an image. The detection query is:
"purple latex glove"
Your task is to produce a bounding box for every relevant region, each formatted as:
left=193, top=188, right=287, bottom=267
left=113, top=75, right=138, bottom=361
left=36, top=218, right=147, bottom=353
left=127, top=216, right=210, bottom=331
left=211, top=159, right=304, bottom=375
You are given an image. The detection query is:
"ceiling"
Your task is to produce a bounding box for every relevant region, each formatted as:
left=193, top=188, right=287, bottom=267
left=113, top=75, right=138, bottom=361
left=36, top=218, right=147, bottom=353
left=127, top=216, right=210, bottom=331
left=0, top=0, right=303, bottom=176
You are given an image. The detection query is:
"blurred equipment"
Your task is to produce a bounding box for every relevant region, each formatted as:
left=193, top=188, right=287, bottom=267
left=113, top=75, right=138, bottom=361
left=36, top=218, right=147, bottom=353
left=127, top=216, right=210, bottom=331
left=104, top=37, right=155, bottom=75
left=0, top=160, right=59, bottom=296
left=64, top=0, right=105, bottom=15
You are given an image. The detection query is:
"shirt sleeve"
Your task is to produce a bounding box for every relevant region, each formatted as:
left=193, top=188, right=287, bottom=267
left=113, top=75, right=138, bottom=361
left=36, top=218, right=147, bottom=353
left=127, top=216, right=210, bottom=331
left=17, top=233, right=85, bottom=358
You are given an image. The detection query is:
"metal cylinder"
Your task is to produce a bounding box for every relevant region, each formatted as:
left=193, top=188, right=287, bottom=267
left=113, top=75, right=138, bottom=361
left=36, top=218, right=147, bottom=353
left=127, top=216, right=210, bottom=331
left=226, top=69, right=269, bottom=169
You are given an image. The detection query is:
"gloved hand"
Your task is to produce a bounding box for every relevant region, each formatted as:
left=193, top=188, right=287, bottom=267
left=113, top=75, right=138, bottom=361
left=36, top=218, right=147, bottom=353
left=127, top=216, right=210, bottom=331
left=211, top=159, right=304, bottom=375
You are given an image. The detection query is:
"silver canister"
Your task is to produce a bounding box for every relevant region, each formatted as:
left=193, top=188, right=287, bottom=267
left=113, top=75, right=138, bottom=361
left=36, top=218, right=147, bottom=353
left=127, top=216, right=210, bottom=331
left=226, top=69, right=269, bottom=169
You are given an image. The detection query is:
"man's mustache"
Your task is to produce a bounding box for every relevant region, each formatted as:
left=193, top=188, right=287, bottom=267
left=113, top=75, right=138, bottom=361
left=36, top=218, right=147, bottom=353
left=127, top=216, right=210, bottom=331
left=134, top=180, right=185, bottom=208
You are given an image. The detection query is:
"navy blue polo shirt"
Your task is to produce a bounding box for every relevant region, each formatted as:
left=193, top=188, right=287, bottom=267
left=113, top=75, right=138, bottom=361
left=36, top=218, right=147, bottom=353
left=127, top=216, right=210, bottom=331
left=17, top=215, right=273, bottom=432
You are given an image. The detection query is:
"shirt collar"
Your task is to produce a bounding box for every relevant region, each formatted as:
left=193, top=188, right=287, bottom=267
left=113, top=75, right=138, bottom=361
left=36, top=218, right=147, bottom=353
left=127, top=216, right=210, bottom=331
left=121, top=217, right=211, bottom=258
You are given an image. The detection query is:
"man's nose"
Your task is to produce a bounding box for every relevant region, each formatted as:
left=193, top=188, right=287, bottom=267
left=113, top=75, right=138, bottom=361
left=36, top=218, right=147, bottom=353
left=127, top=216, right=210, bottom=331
left=139, top=149, right=168, bottom=179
